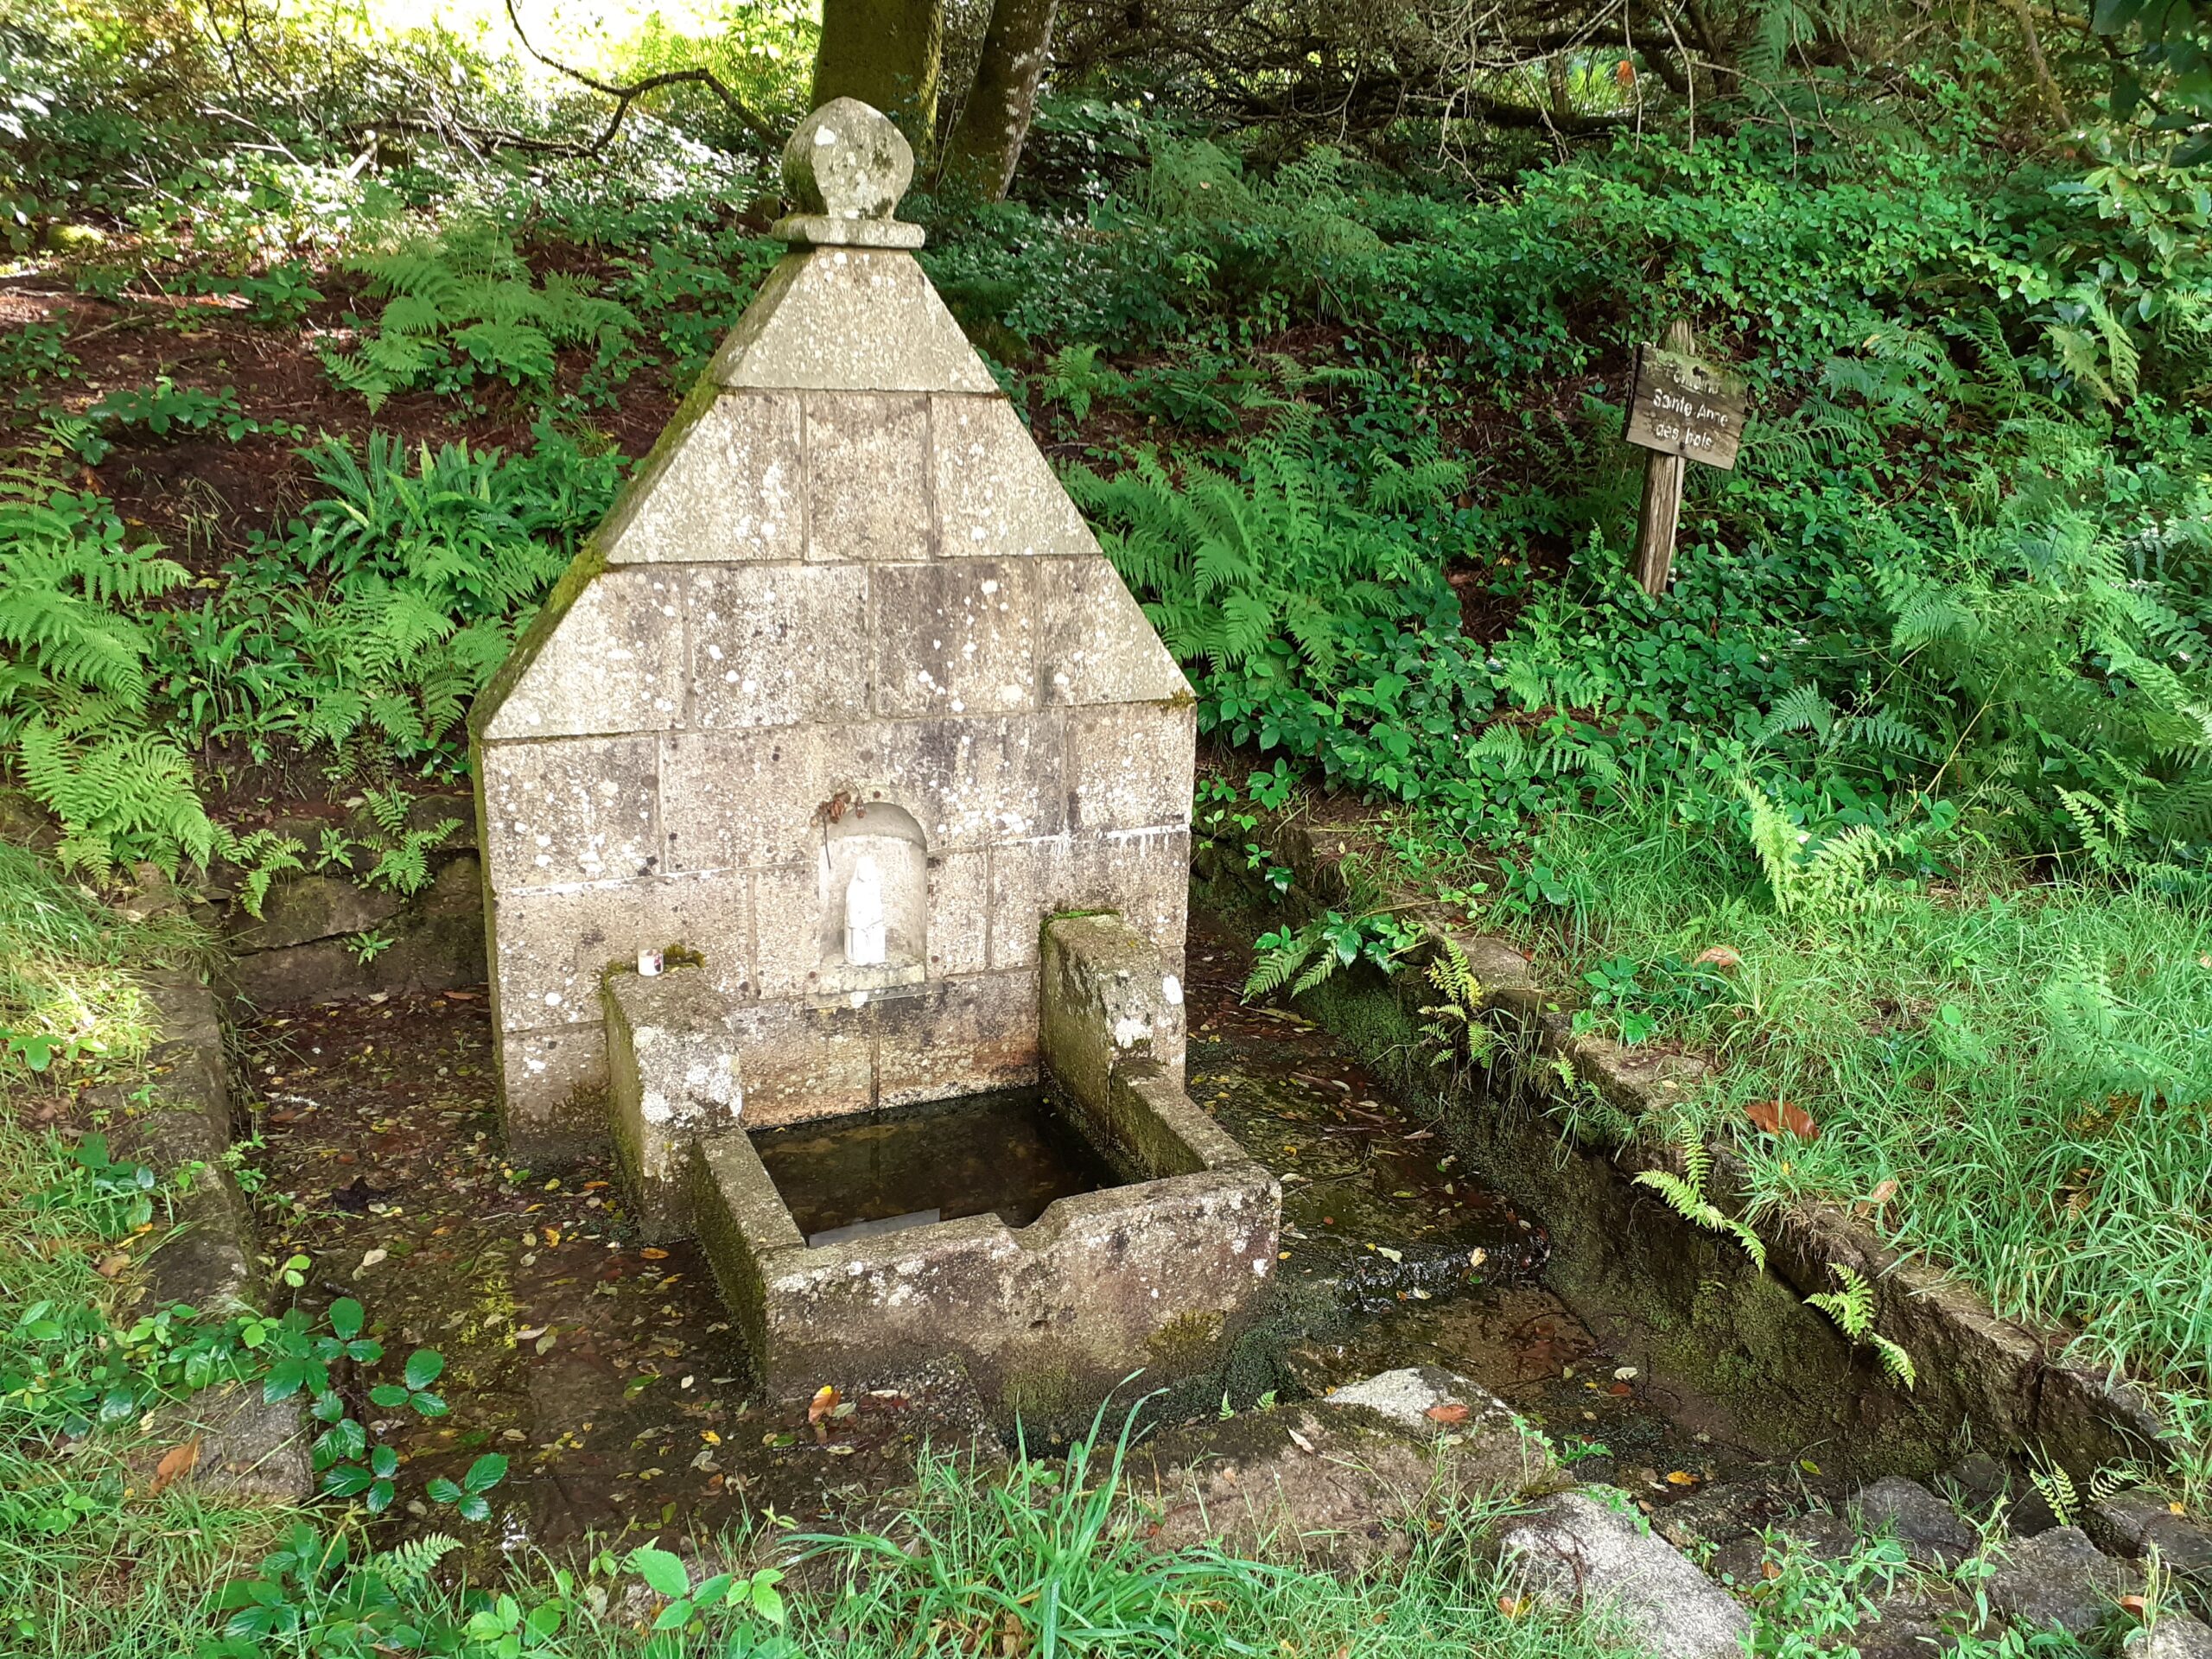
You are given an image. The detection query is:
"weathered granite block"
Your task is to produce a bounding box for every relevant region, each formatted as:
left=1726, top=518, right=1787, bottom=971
left=990, top=829, right=1191, bottom=971
left=479, top=734, right=658, bottom=889
left=1039, top=556, right=1190, bottom=706
left=225, top=874, right=402, bottom=951
left=686, top=563, right=870, bottom=729
left=925, top=847, right=990, bottom=976
left=932, top=396, right=1098, bottom=559
left=499, top=1023, right=610, bottom=1157
left=472, top=103, right=1192, bottom=1150
left=658, top=728, right=825, bottom=872
left=874, top=969, right=1040, bottom=1107
left=804, top=392, right=931, bottom=561
left=711, top=250, right=997, bottom=395
left=1067, top=701, right=1197, bottom=835
left=861, top=713, right=1063, bottom=849
left=605, top=967, right=742, bottom=1236
left=489, top=868, right=751, bottom=1028
left=693, top=1084, right=1274, bottom=1427
left=722, top=996, right=876, bottom=1124
left=480, top=567, right=686, bottom=741
left=601, top=390, right=802, bottom=566
left=872, top=559, right=1037, bottom=717
left=1039, top=912, right=1187, bottom=1119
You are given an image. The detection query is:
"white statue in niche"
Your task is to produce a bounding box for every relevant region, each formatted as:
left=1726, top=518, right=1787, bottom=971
left=845, top=854, right=887, bottom=965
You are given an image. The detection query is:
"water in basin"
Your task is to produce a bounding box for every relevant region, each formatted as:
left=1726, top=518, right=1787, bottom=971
left=751, top=1089, right=1122, bottom=1247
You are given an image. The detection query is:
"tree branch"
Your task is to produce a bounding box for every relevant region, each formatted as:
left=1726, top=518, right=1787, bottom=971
left=500, top=0, right=780, bottom=152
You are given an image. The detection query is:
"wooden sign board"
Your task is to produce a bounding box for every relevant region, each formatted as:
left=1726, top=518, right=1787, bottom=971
left=1625, top=346, right=1747, bottom=471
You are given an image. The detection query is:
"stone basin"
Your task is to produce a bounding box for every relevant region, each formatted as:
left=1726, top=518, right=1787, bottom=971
left=606, top=912, right=1281, bottom=1427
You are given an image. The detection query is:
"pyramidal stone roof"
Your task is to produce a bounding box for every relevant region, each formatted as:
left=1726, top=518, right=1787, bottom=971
left=467, top=99, right=1195, bottom=1154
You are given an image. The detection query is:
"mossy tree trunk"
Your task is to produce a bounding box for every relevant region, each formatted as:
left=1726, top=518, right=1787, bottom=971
left=811, top=0, right=944, bottom=157
left=936, top=0, right=1057, bottom=201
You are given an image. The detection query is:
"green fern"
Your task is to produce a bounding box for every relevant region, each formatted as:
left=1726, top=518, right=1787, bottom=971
left=1739, top=779, right=1904, bottom=921
left=375, top=1532, right=460, bottom=1590
left=2029, top=1456, right=2081, bottom=1527
left=1632, top=1117, right=1768, bottom=1271
left=1419, top=932, right=1497, bottom=1067
left=1806, top=1263, right=1916, bottom=1389
left=325, top=221, right=636, bottom=408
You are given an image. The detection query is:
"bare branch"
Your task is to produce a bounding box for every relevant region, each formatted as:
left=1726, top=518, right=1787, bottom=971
left=500, top=0, right=780, bottom=152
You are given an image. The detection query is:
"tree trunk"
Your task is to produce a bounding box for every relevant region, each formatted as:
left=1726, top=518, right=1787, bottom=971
left=811, top=0, right=944, bottom=156
left=937, top=0, right=1058, bottom=200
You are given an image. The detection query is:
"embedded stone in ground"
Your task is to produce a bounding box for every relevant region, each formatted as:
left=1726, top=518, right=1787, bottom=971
left=2089, top=1490, right=2212, bottom=1587
left=1497, top=1487, right=1752, bottom=1659
left=1137, top=1375, right=1557, bottom=1571
left=1987, top=1524, right=2132, bottom=1637
left=2133, top=1613, right=2212, bottom=1658
left=1855, top=1474, right=1979, bottom=1568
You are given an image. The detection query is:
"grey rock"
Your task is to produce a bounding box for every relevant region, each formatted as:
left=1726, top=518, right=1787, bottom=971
left=2131, top=1613, right=2212, bottom=1658
left=2089, top=1491, right=2212, bottom=1586
left=1708, top=1512, right=1855, bottom=1586
left=1856, top=1474, right=1979, bottom=1568
left=1653, top=1472, right=1807, bottom=1553
left=226, top=874, right=402, bottom=950
left=1497, top=1488, right=1752, bottom=1659
left=159, top=1380, right=311, bottom=1500
left=1853, top=1587, right=1986, bottom=1659
left=1321, top=1366, right=1545, bottom=1465
left=1941, top=1450, right=2010, bottom=1519
left=1139, top=1385, right=1554, bottom=1572
left=1988, top=1524, right=2131, bottom=1636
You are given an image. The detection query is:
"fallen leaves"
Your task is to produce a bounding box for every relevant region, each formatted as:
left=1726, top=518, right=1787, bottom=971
left=1745, top=1099, right=1819, bottom=1141
left=1664, top=1470, right=1698, bottom=1486
left=639, top=1248, right=670, bottom=1261
left=1691, top=945, right=1742, bottom=971
left=1423, top=1402, right=1471, bottom=1425
left=1286, top=1427, right=1317, bottom=1454
left=809, top=1384, right=839, bottom=1442
left=149, top=1436, right=200, bottom=1496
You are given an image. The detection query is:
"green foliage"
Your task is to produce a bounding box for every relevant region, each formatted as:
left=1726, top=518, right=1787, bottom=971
left=0, top=452, right=214, bottom=878
left=1418, top=932, right=1498, bottom=1068
left=1244, top=908, right=1422, bottom=999
left=1805, top=1264, right=1918, bottom=1389
left=157, top=429, right=618, bottom=773
left=326, top=220, right=638, bottom=409
left=66, top=378, right=291, bottom=463
left=1071, top=429, right=1490, bottom=805
left=2, top=423, right=616, bottom=878
left=1740, top=779, right=1909, bottom=921
left=1632, top=1116, right=1769, bottom=1271
left=1527, top=801, right=2212, bottom=1408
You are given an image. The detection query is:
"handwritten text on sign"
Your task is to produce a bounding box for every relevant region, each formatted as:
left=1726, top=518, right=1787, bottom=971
left=1625, top=346, right=1747, bottom=471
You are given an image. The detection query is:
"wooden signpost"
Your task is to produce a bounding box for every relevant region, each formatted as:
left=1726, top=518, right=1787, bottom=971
left=1624, top=321, right=1748, bottom=596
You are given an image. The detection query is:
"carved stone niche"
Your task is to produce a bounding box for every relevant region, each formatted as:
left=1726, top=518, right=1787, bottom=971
left=817, top=801, right=925, bottom=994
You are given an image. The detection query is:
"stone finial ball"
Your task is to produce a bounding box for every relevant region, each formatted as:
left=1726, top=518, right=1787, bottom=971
left=782, top=99, right=914, bottom=221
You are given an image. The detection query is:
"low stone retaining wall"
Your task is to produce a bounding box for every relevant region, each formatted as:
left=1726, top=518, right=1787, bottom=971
left=1201, top=819, right=2167, bottom=1484
left=207, top=791, right=484, bottom=1010
left=99, top=871, right=309, bottom=1497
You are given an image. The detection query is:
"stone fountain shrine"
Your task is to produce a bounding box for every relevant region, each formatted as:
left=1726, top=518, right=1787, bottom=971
left=468, top=100, right=1280, bottom=1421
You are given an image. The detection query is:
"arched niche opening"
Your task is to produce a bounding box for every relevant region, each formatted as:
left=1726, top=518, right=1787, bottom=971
left=817, top=800, right=927, bottom=991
